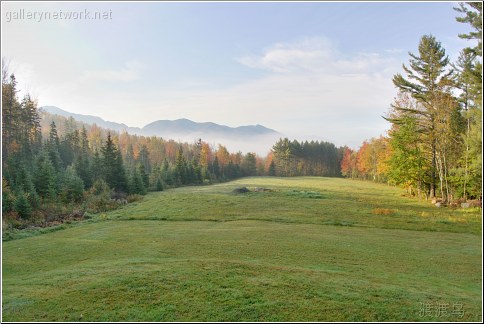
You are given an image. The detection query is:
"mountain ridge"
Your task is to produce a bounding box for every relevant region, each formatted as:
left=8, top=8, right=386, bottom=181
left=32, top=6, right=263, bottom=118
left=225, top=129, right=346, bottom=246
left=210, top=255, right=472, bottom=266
left=40, top=106, right=281, bottom=154
left=40, top=106, right=279, bottom=137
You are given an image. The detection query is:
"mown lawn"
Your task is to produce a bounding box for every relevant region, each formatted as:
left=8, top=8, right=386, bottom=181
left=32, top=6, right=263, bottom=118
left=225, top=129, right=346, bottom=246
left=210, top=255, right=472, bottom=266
left=2, top=177, right=482, bottom=321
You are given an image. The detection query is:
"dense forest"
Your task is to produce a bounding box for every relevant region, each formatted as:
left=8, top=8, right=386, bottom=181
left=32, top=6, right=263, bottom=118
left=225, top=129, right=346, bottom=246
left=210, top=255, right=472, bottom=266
left=2, top=81, right=346, bottom=226
left=1, top=3, right=482, bottom=228
left=341, top=3, right=482, bottom=203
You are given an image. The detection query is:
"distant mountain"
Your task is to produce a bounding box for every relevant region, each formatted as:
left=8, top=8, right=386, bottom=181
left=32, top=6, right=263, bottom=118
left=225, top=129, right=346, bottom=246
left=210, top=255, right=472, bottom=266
left=142, top=118, right=277, bottom=139
left=40, top=106, right=281, bottom=154
left=41, top=106, right=136, bottom=133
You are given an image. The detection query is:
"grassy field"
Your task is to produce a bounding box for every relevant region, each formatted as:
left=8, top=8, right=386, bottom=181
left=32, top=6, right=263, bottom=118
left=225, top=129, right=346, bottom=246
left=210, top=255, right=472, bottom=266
left=2, top=177, right=482, bottom=321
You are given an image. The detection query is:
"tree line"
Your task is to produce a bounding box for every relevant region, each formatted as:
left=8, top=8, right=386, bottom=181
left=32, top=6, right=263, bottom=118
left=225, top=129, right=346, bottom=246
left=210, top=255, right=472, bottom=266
left=341, top=3, right=482, bottom=203
left=3, top=3, right=480, bottom=225
left=2, top=77, right=349, bottom=224
left=1, top=78, right=271, bottom=223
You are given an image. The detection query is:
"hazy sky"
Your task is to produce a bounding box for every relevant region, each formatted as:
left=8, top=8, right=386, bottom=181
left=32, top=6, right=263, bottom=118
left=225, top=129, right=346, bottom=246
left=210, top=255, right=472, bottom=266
left=1, top=1, right=472, bottom=149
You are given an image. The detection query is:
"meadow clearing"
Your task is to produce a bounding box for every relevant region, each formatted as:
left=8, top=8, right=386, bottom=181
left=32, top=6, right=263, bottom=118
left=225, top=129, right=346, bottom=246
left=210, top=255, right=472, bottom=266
left=2, top=177, right=482, bottom=321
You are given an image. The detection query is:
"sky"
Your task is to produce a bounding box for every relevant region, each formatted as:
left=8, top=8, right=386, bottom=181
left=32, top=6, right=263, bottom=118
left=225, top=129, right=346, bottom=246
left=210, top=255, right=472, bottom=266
left=1, top=1, right=474, bottom=151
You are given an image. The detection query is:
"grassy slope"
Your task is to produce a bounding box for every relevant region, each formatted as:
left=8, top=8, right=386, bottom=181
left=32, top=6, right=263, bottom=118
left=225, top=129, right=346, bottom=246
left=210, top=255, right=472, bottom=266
left=2, top=177, right=482, bottom=321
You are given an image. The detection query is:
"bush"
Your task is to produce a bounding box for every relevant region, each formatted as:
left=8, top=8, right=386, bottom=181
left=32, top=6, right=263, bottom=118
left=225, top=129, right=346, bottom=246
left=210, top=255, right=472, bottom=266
left=83, top=179, right=117, bottom=213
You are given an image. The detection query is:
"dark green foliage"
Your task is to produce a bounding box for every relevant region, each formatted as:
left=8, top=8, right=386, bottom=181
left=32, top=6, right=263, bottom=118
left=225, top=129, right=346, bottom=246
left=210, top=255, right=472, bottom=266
left=138, top=163, right=149, bottom=189
left=454, top=2, right=482, bottom=56
left=138, top=145, right=151, bottom=174
left=47, top=122, right=63, bottom=172
left=14, top=190, right=32, bottom=219
left=272, top=138, right=341, bottom=177
left=129, top=167, right=147, bottom=195
left=90, top=150, right=104, bottom=181
left=2, top=177, right=15, bottom=213
left=175, top=148, right=187, bottom=185
left=242, top=153, right=257, bottom=176
left=268, top=160, right=276, bottom=176
left=101, top=134, right=128, bottom=193
left=34, top=151, right=57, bottom=200
left=60, top=166, right=85, bottom=203
left=155, top=176, right=164, bottom=191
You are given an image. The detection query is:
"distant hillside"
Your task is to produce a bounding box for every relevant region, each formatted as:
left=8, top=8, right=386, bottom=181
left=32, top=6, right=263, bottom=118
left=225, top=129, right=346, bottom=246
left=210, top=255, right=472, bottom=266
left=41, top=106, right=137, bottom=133
left=40, top=106, right=281, bottom=155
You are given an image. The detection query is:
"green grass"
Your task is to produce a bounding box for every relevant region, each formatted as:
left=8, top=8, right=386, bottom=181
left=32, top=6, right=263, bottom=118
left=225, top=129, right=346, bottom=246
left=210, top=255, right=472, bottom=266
left=107, top=177, right=481, bottom=234
left=2, top=177, right=482, bottom=321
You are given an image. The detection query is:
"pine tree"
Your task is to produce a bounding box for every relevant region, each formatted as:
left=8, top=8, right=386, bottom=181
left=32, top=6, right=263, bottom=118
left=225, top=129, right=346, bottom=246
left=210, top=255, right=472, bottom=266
left=155, top=176, right=164, bottom=191
left=75, top=126, right=92, bottom=189
left=47, top=122, right=63, bottom=172
left=211, top=156, right=220, bottom=180
left=391, top=35, right=453, bottom=198
left=454, top=2, right=482, bottom=56
left=454, top=2, right=482, bottom=200
left=268, top=160, right=276, bottom=176
left=2, top=74, right=20, bottom=161
left=101, top=133, right=128, bottom=192
left=129, top=167, right=146, bottom=195
left=175, top=148, right=187, bottom=185
left=34, top=150, right=57, bottom=200
left=91, top=149, right=104, bottom=184
left=60, top=166, right=85, bottom=203
left=14, top=190, right=32, bottom=220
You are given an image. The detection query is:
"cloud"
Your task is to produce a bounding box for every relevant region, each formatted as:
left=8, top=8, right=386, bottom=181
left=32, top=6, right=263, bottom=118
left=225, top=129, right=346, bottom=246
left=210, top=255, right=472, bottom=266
left=80, top=60, right=145, bottom=82
left=237, top=37, right=334, bottom=73
left=33, top=37, right=400, bottom=152
left=236, top=36, right=397, bottom=76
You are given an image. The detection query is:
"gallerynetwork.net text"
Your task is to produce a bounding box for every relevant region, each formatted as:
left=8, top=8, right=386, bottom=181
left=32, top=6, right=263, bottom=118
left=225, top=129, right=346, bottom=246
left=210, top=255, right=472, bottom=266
left=5, top=9, right=113, bottom=22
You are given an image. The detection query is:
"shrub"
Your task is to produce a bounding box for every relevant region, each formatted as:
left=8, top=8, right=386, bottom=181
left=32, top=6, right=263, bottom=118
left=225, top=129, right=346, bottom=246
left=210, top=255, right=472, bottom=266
left=83, top=179, right=117, bottom=213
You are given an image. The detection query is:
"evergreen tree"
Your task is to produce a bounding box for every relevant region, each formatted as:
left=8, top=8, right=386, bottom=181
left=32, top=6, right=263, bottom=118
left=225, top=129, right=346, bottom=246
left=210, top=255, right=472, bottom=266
left=155, top=176, right=164, bottom=191
left=454, top=2, right=482, bottom=200
left=175, top=148, right=187, bottom=185
left=138, top=145, right=151, bottom=174
left=242, top=153, right=257, bottom=176
left=75, top=127, right=92, bottom=189
left=454, top=2, right=482, bottom=56
left=91, top=149, right=104, bottom=183
left=128, top=166, right=147, bottom=195
left=268, top=160, right=276, bottom=176
left=14, top=190, right=32, bottom=220
left=19, top=94, right=42, bottom=161
left=34, top=150, right=57, bottom=200
left=101, top=133, right=128, bottom=192
left=47, top=122, right=63, bottom=172
left=2, top=74, right=20, bottom=161
left=60, top=166, right=85, bottom=203
left=124, top=144, right=135, bottom=170
left=160, top=158, right=174, bottom=186
left=138, top=163, right=149, bottom=189
left=391, top=35, right=453, bottom=198
left=2, top=177, right=15, bottom=213
left=211, top=156, right=220, bottom=180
